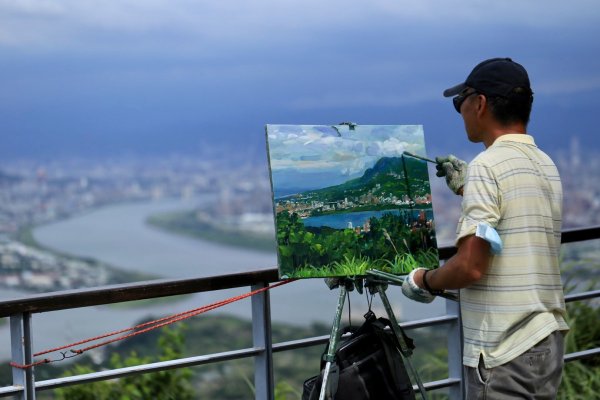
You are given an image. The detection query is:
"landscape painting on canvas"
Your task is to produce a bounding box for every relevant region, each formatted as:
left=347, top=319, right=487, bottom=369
left=266, top=124, right=439, bottom=279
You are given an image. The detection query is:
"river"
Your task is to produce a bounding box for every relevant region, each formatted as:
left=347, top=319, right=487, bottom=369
left=0, top=198, right=444, bottom=360
left=303, top=208, right=435, bottom=229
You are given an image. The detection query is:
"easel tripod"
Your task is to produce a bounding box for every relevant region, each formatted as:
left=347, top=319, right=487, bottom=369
left=318, top=270, right=435, bottom=400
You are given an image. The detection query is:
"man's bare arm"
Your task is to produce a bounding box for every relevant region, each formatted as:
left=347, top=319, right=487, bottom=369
left=414, top=234, right=491, bottom=291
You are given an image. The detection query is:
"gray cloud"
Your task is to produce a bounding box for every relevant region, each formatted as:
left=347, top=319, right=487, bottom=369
left=1, top=0, right=599, bottom=158
left=2, top=0, right=599, bottom=49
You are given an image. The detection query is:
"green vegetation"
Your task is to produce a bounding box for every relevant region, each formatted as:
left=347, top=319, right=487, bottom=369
left=557, top=251, right=600, bottom=400
left=1, top=242, right=595, bottom=400
left=24, top=313, right=451, bottom=400
left=301, top=156, right=431, bottom=207
left=5, top=266, right=596, bottom=400
left=294, top=255, right=372, bottom=278
left=277, top=210, right=438, bottom=278
left=54, top=325, right=195, bottom=400
left=559, top=300, right=600, bottom=399
left=383, top=250, right=438, bottom=274
left=8, top=314, right=330, bottom=400
left=147, top=210, right=276, bottom=252
left=273, top=155, right=437, bottom=278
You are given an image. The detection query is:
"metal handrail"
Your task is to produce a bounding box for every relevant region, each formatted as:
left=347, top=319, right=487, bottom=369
left=2, top=225, right=598, bottom=316
left=0, top=268, right=279, bottom=317
left=1, top=225, right=599, bottom=399
left=0, top=226, right=600, bottom=318
left=565, top=289, right=600, bottom=303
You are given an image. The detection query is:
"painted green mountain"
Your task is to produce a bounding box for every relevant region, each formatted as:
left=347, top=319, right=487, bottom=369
left=300, top=156, right=430, bottom=204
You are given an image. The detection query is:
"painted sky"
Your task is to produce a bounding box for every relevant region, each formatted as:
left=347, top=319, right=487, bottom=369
left=1, top=1, right=600, bottom=161
left=267, top=124, right=425, bottom=192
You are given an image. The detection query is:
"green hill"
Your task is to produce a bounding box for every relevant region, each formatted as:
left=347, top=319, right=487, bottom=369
left=301, top=156, right=430, bottom=203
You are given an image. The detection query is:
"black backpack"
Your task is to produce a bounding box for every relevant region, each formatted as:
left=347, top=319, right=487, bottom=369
left=302, top=311, right=417, bottom=400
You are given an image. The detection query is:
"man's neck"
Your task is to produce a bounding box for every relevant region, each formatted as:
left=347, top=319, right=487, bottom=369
left=483, top=123, right=527, bottom=148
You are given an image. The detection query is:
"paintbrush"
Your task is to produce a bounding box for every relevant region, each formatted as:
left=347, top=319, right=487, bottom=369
left=402, top=151, right=437, bottom=164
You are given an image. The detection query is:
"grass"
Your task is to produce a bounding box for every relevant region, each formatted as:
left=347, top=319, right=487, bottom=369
left=556, top=252, right=600, bottom=399
left=382, top=253, right=420, bottom=274
left=290, top=250, right=437, bottom=279
left=558, top=297, right=600, bottom=399
left=292, top=255, right=371, bottom=278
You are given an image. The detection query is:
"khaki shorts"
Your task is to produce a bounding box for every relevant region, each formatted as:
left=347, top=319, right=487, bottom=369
left=466, top=331, right=565, bottom=399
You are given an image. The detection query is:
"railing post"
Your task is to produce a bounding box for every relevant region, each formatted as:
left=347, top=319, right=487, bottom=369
left=446, top=297, right=464, bottom=399
left=251, top=282, right=274, bottom=400
left=10, top=312, right=36, bottom=400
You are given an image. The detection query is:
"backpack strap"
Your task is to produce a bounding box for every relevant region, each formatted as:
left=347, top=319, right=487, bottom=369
left=375, top=317, right=414, bottom=356
left=374, top=318, right=428, bottom=400
left=369, top=319, right=408, bottom=384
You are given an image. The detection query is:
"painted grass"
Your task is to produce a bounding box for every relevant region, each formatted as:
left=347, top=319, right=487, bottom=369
left=290, top=248, right=438, bottom=279
left=292, top=256, right=371, bottom=278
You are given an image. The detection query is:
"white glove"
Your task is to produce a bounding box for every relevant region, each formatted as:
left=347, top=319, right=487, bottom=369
left=435, top=155, right=467, bottom=195
left=401, top=268, right=435, bottom=304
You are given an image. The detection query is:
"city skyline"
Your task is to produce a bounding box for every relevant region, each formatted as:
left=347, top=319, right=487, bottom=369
left=1, top=138, right=599, bottom=292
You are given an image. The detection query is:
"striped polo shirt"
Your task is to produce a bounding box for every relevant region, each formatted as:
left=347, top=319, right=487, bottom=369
left=456, top=133, right=569, bottom=368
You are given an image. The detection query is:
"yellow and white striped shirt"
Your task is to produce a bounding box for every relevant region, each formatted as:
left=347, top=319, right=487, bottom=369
left=456, top=133, right=569, bottom=368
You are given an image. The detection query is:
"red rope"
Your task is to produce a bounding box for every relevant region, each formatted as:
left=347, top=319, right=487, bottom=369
left=10, top=279, right=295, bottom=370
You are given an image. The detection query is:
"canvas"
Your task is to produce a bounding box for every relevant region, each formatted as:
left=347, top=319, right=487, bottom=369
left=266, top=124, right=439, bottom=279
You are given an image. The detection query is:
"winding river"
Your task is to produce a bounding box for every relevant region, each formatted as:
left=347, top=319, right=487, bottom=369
left=0, top=198, right=444, bottom=359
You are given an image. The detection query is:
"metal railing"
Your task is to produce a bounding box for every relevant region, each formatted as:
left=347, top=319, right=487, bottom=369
left=1, top=225, right=599, bottom=400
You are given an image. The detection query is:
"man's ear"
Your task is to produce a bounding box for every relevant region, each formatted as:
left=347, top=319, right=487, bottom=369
left=476, top=94, right=487, bottom=118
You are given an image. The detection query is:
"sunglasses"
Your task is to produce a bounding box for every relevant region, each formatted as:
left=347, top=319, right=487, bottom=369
left=452, top=89, right=478, bottom=113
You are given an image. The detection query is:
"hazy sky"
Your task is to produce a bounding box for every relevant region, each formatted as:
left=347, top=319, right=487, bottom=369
left=1, top=0, right=599, bottom=161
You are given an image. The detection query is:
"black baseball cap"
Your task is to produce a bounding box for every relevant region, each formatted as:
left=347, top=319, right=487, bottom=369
left=443, top=57, right=531, bottom=98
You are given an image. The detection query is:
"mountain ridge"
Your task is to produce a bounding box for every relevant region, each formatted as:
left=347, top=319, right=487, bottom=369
left=298, top=155, right=430, bottom=203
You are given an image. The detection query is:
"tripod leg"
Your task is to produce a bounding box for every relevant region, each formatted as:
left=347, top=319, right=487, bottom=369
left=378, top=286, right=428, bottom=400
left=319, top=285, right=347, bottom=400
